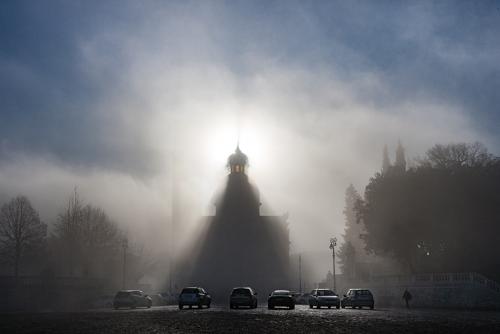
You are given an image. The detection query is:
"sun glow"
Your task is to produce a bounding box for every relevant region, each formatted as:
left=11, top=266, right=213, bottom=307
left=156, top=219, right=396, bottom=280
left=202, top=121, right=271, bottom=175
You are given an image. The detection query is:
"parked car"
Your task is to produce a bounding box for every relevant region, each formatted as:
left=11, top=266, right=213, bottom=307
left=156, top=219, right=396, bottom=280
left=341, top=289, right=374, bottom=309
left=178, top=287, right=211, bottom=309
left=268, top=290, right=295, bottom=310
left=308, top=289, right=340, bottom=309
left=230, top=287, right=258, bottom=309
left=113, top=290, right=152, bottom=309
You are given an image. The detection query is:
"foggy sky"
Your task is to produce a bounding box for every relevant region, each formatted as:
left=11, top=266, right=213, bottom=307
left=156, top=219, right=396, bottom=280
left=1, top=1, right=499, bottom=255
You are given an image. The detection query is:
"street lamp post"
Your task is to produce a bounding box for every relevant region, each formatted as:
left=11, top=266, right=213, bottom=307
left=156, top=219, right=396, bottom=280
left=298, top=254, right=302, bottom=294
left=122, top=237, right=128, bottom=289
left=329, top=237, right=337, bottom=292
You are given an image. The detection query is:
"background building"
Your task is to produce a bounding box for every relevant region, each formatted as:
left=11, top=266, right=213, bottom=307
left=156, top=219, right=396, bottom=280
left=181, top=146, right=290, bottom=300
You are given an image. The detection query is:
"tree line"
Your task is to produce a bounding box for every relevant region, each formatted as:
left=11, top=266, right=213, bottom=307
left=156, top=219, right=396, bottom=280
left=338, top=142, right=500, bottom=281
left=0, top=190, right=149, bottom=288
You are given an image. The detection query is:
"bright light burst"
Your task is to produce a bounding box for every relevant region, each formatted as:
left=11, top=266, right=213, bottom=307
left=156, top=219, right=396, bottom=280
left=202, top=120, right=271, bottom=175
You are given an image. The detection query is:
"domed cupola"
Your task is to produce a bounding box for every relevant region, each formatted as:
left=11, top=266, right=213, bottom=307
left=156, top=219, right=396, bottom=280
left=227, top=145, right=248, bottom=174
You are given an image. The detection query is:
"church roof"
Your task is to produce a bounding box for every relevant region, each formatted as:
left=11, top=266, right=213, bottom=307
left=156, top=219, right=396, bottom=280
left=227, top=145, right=248, bottom=167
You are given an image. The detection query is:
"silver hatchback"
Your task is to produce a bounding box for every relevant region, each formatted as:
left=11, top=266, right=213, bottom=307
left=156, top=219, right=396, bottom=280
left=341, top=289, right=374, bottom=309
left=308, top=289, right=340, bottom=309
left=113, top=290, right=152, bottom=309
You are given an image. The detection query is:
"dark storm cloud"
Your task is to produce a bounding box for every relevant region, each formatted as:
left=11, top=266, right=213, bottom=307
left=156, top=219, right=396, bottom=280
left=0, top=1, right=157, bottom=174
left=1, top=1, right=499, bottom=176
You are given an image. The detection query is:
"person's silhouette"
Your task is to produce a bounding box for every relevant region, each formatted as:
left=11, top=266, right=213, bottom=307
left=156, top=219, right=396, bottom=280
left=402, top=289, right=412, bottom=308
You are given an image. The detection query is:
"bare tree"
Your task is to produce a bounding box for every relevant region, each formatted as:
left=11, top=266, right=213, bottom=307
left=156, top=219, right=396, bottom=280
left=53, top=189, right=84, bottom=275
left=0, top=196, right=47, bottom=279
left=53, top=189, right=122, bottom=278
left=422, top=142, right=494, bottom=169
left=80, top=205, right=121, bottom=275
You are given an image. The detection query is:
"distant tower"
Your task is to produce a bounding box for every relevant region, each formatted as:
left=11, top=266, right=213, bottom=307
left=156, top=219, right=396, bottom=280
left=382, top=145, right=391, bottom=174
left=395, top=140, right=406, bottom=172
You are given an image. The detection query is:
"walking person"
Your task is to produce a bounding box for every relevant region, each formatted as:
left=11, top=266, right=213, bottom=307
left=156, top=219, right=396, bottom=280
left=402, top=289, right=412, bottom=309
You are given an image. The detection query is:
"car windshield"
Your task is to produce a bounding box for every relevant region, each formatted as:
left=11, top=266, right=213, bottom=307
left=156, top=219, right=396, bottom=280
left=232, top=288, right=251, bottom=295
left=272, top=290, right=290, bottom=296
left=115, top=291, right=130, bottom=298
left=317, top=290, right=336, bottom=296
left=181, top=288, right=199, bottom=294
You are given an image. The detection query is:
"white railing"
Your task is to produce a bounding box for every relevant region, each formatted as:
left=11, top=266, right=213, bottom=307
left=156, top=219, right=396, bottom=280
left=340, top=272, right=500, bottom=293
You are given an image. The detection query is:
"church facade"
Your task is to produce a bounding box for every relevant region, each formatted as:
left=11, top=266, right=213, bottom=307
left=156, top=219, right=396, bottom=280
left=184, top=146, right=290, bottom=300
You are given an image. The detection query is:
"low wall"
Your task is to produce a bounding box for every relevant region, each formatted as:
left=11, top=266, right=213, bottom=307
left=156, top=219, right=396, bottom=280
left=336, top=272, right=500, bottom=309
left=0, top=276, right=108, bottom=312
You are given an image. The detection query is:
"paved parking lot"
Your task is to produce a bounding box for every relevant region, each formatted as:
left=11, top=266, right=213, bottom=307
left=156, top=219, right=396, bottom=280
left=1, top=305, right=499, bottom=333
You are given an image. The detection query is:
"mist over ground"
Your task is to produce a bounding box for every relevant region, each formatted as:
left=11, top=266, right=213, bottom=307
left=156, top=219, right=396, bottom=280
left=1, top=1, right=499, bottom=285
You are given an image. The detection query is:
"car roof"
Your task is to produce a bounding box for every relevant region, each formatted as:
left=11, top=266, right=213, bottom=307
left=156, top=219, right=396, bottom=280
left=118, top=290, right=142, bottom=293
left=348, top=288, right=372, bottom=292
left=273, top=290, right=290, bottom=293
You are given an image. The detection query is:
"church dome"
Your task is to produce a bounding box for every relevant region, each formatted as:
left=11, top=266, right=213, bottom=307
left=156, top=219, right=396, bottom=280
left=227, top=145, right=248, bottom=174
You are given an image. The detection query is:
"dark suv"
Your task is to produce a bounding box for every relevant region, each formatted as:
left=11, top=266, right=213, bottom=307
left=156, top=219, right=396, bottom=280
left=341, top=289, right=374, bottom=309
left=230, top=287, right=258, bottom=309
left=178, top=287, right=211, bottom=309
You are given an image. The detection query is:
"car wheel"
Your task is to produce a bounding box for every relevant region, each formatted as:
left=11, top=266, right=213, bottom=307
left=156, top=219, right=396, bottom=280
left=230, top=304, right=234, bottom=309
left=309, top=304, right=313, bottom=309
left=341, top=305, right=345, bottom=309
left=290, top=305, right=295, bottom=310
left=268, top=305, right=274, bottom=310
left=189, top=305, right=192, bottom=309
left=207, top=303, right=211, bottom=309
left=370, top=305, right=374, bottom=310
left=178, top=304, right=183, bottom=310
left=336, top=305, right=340, bottom=309
left=328, top=306, right=331, bottom=309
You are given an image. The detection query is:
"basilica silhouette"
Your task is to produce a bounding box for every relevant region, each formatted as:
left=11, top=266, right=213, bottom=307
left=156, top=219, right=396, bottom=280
left=182, top=145, right=290, bottom=299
